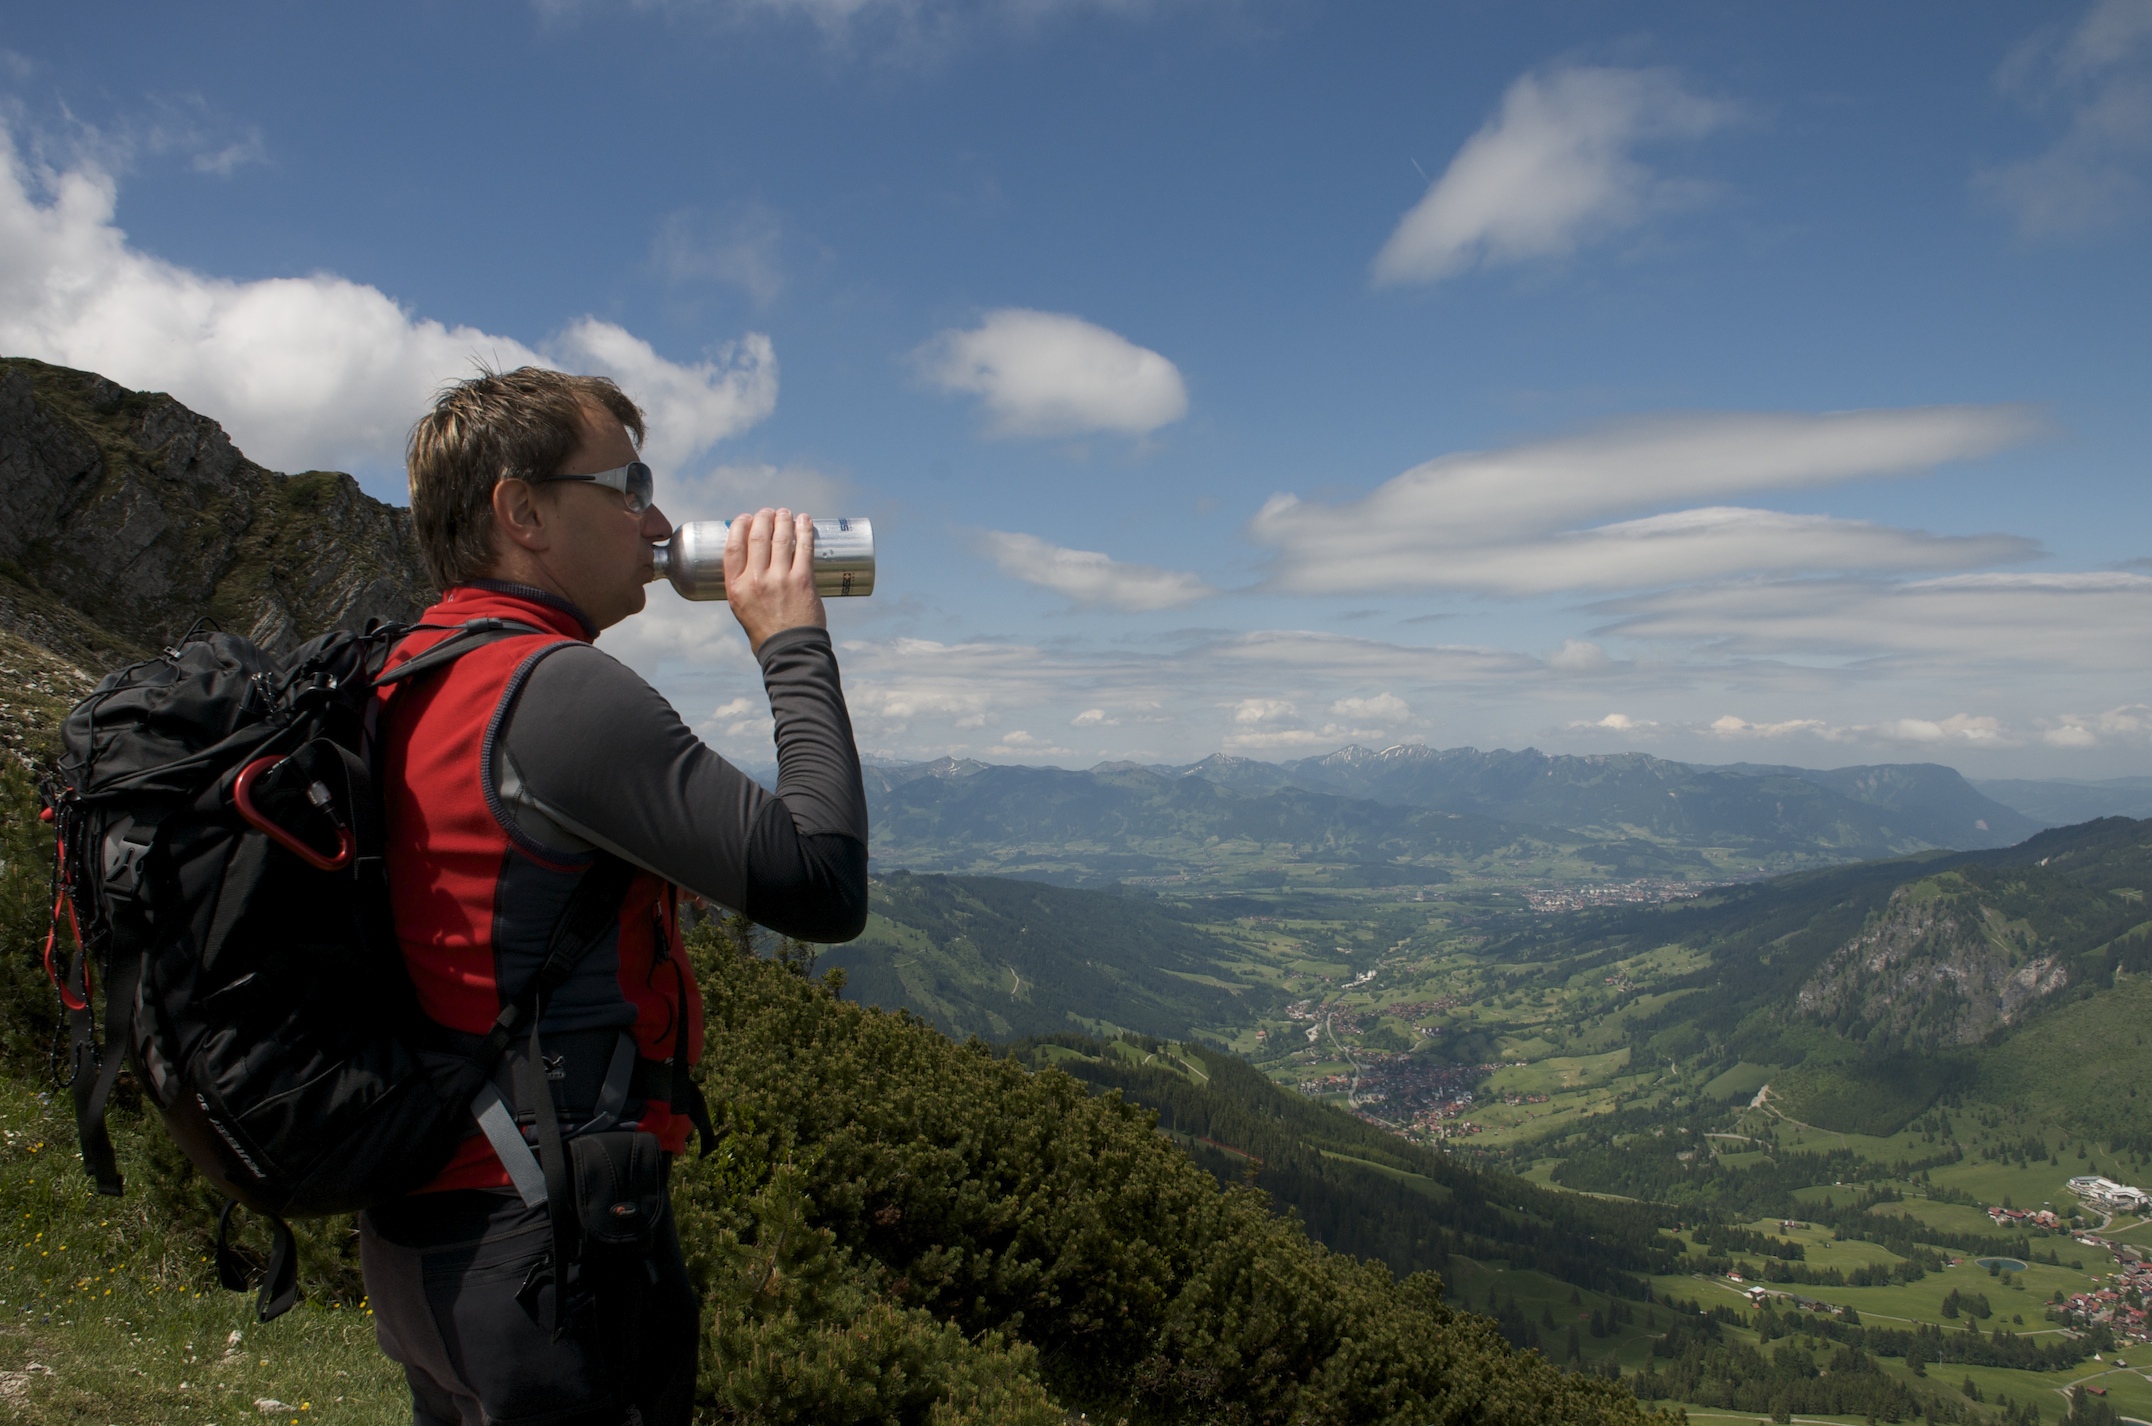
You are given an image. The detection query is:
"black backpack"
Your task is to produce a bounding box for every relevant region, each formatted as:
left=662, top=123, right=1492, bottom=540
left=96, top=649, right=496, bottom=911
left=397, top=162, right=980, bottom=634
left=41, top=618, right=633, bottom=1320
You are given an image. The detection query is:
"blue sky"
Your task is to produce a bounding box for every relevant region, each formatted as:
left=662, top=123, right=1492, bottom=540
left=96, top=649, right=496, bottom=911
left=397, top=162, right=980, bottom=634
left=4, top=1, right=2150, bottom=776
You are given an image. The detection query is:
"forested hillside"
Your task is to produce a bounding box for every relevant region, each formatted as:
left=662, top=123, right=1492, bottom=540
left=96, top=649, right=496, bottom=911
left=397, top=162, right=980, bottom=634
left=821, top=871, right=1279, bottom=1041
left=1005, top=1031, right=1681, bottom=1294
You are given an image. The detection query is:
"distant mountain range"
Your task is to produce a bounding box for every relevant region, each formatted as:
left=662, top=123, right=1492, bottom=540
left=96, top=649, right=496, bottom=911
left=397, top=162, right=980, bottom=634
left=1192, top=744, right=2043, bottom=848
left=862, top=757, right=1545, bottom=886
left=1971, top=775, right=2152, bottom=827
left=857, top=744, right=2050, bottom=885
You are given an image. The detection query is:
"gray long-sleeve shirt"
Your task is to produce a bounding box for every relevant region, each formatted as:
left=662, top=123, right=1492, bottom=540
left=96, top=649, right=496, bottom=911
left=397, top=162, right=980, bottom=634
left=488, top=625, right=869, bottom=942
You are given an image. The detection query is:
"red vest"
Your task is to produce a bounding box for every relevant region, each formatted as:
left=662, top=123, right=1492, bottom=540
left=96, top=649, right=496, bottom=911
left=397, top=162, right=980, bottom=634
left=377, top=584, right=704, bottom=1193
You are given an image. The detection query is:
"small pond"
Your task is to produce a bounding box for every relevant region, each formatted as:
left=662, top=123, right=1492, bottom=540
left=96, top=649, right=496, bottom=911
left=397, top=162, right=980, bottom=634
left=1974, top=1257, right=2028, bottom=1273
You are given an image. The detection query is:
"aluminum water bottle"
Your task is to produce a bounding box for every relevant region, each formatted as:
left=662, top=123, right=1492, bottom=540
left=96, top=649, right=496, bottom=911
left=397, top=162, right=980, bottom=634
left=649, top=517, right=875, bottom=599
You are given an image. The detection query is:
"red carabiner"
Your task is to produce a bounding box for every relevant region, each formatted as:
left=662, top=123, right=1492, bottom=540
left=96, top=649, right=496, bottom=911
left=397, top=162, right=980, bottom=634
left=232, top=755, right=355, bottom=872
left=43, top=889, right=89, bottom=1013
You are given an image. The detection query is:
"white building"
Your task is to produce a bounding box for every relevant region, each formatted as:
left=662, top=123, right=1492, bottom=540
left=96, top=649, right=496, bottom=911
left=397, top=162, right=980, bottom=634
left=2068, top=1175, right=2150, bottom=1212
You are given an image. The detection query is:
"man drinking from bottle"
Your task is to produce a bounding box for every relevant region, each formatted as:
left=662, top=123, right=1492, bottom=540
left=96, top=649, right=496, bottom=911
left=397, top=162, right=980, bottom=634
left=359, top=366, right=868, bottom=1426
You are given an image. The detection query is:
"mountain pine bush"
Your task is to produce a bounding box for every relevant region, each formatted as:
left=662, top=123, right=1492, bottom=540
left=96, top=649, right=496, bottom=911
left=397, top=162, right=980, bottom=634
left=677, top=913, right=1658, bottom=1424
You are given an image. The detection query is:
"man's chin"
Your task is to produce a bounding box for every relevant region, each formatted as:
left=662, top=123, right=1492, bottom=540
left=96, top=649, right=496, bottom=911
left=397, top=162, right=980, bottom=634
left=592, top=583, right=649, bottom=634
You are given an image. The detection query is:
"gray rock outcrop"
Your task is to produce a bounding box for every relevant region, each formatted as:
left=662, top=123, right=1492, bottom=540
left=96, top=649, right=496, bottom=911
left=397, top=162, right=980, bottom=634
left=1794, top=875, right=2070, bottom=1048
left=0, top=355, right=432, bottom=661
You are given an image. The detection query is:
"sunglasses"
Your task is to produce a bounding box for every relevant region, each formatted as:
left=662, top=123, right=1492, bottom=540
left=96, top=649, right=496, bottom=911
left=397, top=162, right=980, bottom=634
left=531, top=460, right=655, bottom=514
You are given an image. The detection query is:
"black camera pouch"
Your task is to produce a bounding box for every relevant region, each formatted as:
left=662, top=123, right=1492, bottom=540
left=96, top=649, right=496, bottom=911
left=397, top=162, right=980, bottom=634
left=569, top=1130, right=663, bottom=1257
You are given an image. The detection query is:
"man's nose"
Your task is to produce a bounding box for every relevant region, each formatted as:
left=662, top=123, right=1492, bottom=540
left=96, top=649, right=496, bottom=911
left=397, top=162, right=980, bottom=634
left=642, top=505, right=673, bottom=542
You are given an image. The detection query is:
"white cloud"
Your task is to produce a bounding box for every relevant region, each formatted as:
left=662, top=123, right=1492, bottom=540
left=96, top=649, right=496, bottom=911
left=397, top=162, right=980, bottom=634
left=1695, top=709, right=2014, bottom=748
left=1218, top=698, right=1399, bottom=751
left=1547, top=639, right=1613, bottom=671
left=917, top=308, right=1188, bottom=437
left=1982, top=0, right=2152, bottom=239
left=1703, top=712, right=2015, bottom=747
left=1394, top=508, right=2029, bottom=598
left=994, top=728, right=1074, bottom=757
left=695, top=693, right=774, bottom=742
left=1233, top=697, right=1296, bottom=725
left=141, top=97, right=269, bottom=177
left=25, top=93, right=268, bottom=182
left=836, top=636, right=1059, bottom=742
left=0, top=125, right=776, bottom=480
left=2042, top=703, right=2152, bottom=747
left=1253, top=408, right=2041, bottom=595
left=1601, top=571, right=2152, bottom=669
left=652, top=204, right=786, bottom=306
left=610, top=607, right=2152, bottom=772
left=549, top=319, right=776, bottom=476
left=1372, top=65, right=1734, bottom=286
left=189, top=137, right=267, bottom=177
left=1329, top=692, right=1409, bottom=722
left=1879, top=714, right=2010, bottom=745
left=799, top=628, right=1522, bottom=760
left=978, top=530, right=1215, bottom=610
left=1708, top=715, right=1837, bottom=739
left=1205, top=629, right=1536, bottom=681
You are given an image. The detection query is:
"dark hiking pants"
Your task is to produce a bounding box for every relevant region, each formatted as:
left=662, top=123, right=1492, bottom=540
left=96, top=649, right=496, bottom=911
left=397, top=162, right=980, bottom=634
left=359, top=1188, right=698, bottom=1426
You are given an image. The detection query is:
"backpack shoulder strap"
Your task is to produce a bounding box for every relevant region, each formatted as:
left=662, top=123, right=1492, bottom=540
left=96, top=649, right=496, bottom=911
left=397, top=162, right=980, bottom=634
left=465, top=853, right=638, bottom=1083
left=373, top=618, right=551, bottom=688
left=466, top=852, right=639, bottom=1324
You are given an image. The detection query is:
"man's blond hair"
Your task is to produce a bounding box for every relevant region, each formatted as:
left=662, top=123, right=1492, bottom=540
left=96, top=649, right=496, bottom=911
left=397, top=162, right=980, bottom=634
left=406, top=368, right=646, bottom=588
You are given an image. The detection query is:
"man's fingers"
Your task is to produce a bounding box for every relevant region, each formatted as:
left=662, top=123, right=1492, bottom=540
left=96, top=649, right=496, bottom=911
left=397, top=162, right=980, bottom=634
left=722, top=506, right=826, bottom=646
left=768, top=508, right=796, bottom=572
left=745, top=507, right=776, bottom=571
left=723, top=513, right=750, bottom=577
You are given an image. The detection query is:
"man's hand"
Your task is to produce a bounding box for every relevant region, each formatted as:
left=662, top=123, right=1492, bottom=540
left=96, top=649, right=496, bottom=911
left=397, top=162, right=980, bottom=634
left=725, top=508, right=827, bottom=651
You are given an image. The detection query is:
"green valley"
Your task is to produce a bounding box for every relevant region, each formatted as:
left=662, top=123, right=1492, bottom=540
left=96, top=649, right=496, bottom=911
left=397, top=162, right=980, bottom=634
left=828, top=817, right=2152, bottom=1422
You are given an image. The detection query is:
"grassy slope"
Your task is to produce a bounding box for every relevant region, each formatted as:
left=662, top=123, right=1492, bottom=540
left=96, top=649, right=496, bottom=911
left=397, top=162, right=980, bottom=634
left=0, top=1078, right=405, bottom=1425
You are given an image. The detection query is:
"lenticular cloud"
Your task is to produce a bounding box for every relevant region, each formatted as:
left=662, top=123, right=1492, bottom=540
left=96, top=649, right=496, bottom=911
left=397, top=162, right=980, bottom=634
left=0, top=127, right=775, bottom=480
left=1251, top=407, right=2043, bottom=595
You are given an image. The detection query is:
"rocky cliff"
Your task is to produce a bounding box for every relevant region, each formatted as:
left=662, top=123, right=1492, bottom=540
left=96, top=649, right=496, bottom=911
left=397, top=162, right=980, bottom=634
left=1793, top=871, right=2070, bottom=1049
left=0, top=356, right=433, bottom=759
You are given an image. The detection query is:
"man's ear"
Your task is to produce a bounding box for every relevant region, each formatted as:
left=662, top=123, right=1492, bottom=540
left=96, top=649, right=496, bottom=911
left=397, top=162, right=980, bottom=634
left=492, top=477, right=554, bottom=554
